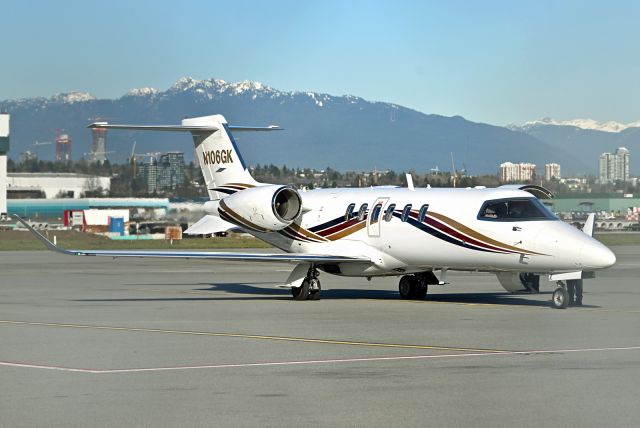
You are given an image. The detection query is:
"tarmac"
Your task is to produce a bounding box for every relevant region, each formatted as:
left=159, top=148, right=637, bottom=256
left=1, top=247, right=639, bottom=427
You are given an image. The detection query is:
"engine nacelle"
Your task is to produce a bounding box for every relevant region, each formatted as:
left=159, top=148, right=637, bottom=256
left=496, top=272, right=540, bottom=293
left=218, top=185, right=302, bottom=232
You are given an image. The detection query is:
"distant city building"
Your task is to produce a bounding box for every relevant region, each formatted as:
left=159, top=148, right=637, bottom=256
left=156, top=152, right=185, bottom=191
left=500, top=162, right=536, bottom=183
left=137, top=157, right=158, bottom=193
left=559, top=177, right=589, bottom=192
left=20, top=151, right=38, bottom=163
left=55, top=133, right=72, bottom=162
left=544, top=163, right=561, bottom=181
left=136, top=152, right=185, bottom=193
left=90, top=127, right=108, bottom=164
left=599, top=147, right=630, bottom=183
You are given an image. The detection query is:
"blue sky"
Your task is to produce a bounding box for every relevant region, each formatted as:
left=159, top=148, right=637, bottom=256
left=2, top=0, right=639, bottom=125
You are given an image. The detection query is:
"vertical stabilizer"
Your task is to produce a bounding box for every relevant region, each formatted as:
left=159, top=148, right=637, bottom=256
left=184, top=115, right=257, bottom=200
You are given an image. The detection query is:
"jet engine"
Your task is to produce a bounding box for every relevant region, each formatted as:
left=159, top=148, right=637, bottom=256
left=218, top=185, right=302, bottom=232
left=496, top=272, right=540, bottom=293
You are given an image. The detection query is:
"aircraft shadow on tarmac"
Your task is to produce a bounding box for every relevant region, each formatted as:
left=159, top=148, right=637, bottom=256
left=74, top=282, right=573, bottom=307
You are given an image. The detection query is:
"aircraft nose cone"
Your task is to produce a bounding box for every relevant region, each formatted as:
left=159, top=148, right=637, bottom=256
left=582, top=241, right=616, bottom=269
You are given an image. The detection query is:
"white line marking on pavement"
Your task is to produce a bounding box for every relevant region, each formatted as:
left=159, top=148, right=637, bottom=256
left=1, top=346, right=639, bottom=374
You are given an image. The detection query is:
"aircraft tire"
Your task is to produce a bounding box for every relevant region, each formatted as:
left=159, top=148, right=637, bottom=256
left=292, top=279, right=310, bottom=301
left=552, top=287, right=569, bottom=309
left=308, top=279, right=321, bottom=300
left=398, top=275, right=417, bottom=299
left=414, top=284, right=428, bottom=300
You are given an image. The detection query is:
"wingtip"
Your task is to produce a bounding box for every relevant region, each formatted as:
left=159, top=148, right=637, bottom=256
left=12, top=214, right=71, bottom=254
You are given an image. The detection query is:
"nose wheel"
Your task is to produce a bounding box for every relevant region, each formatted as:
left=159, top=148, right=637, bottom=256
left=552, top=282, right=569, bottom=309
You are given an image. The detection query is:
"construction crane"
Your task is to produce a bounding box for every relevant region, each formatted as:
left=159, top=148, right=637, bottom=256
left=30, top=141, right=53, bottom=153
left=18, top=140, right=54, bottom=162
left=31, top=140, right=53, bottom=147
left=83, top=151, right=115, bottom=160
left=130, top=141, right=137, bottom=177
left=450, top=152, right=458, bottom=188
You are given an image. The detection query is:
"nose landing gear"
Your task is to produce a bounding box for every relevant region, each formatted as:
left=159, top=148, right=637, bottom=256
left=552, top=282, right=570, bottom=309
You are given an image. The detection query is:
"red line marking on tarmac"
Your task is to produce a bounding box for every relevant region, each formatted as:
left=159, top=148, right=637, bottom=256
left=1, top=346, right=639, bottom=374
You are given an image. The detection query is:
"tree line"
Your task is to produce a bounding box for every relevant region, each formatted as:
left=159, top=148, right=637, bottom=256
left=7, top=158, right=634, bottom=198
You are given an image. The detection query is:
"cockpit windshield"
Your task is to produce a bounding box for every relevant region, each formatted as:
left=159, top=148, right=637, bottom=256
left=478, top=198, right=557, bottom=221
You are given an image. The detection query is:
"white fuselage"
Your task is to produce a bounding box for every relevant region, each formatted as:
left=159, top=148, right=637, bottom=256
left=244, top=186, right=616, bottom=277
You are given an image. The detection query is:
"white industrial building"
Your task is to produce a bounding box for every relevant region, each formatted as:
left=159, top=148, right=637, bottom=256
left=7, top=172, right=111, bottom=199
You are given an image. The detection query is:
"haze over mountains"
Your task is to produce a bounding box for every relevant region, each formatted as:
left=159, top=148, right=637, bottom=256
left=1, top=77, right=638, bottom=175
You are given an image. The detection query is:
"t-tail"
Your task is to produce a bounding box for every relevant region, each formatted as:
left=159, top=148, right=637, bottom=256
left=88, top=114, right=281, bottom=200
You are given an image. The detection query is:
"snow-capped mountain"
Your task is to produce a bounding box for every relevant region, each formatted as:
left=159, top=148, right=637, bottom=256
left=512, top=117, right=640, bottom=133
left=124, top=87, right=159, bottom=97
left=1, top=77, right=625, bottom=174
left=511, top=117, right=640, bottom=175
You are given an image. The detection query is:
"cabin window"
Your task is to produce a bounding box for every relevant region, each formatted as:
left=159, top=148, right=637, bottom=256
left=357, top=203, right=368, bottom=221
left=418, top=204, right=429, bottom=222
left=345, top=203, right=356, bottom=221
left=478, top=198, right=556, bottom=222
left=384, top=204, right=396, bottom=222
left=401, top=204, right=412, bottom=222
left=370, top=204, right=382, bottom=223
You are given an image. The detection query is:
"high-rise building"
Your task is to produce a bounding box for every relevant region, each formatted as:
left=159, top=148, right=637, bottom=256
left=55, top=133, right=72, bottom=162
left=137, top=157, right=158, bottom=193
left=90, top=127, right=108, bottom=164
left=156, top=152, right=185, bottom=191
left=136, top=152, right=185, bottom=193
left=599, top=147, right=630, bottom=183
left=500, top=162, right=536, bottom=183
left=0, top=112, right=10, bottom=219
left=544, top=163, right=561, bottom=181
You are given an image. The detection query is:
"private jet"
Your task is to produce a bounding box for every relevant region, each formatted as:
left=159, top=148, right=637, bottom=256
left=16, top=114, right=616, bottom=308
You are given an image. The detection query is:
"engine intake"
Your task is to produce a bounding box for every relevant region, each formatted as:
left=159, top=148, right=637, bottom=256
left=219, top=185, right=302, bottom=232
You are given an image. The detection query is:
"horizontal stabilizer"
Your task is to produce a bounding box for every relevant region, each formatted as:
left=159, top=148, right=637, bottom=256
left=88, top=123, right=282, bottom=132
left=88, top=123, right=219, bottom=132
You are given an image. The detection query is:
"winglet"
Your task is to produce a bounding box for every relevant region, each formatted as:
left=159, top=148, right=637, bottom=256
left=582, top=213, right=596, bottom=237
left=12, top=215, right=74, bottom=255
left=405, top=173, right=415, bottom=191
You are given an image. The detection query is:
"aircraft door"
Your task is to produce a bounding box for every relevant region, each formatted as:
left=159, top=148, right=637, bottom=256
left=367, top=197, right=389, bottom=238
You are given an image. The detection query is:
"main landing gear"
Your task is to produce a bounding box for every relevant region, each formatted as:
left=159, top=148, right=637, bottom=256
left=291, top=266, right=321, bottom=301
left=398, top=273, right=432, bottom=300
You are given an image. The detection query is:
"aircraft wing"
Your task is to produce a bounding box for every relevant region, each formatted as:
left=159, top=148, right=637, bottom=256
left=14, top=215, right=370, bottom=264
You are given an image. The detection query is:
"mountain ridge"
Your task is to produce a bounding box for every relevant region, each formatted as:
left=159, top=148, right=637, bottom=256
left=509, top=117, right=640, bottom=133
left=0, top=77, right=623, bottom=175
